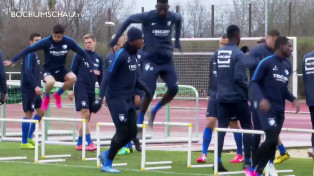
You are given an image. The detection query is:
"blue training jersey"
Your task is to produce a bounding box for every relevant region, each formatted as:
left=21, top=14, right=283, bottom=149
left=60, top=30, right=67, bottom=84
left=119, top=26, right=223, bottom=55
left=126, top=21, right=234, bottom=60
left=110, top=10, right=182, bottom=64
left=21, top=52, right=41, bottom=91
left=0, top=50, right=7, bottom=94
left=249, top=54, right=295, bottom=112
left=104, top=51, right=115, bottom=72
left=10, top=35, right=95, bottom=71
left=71, top=50, right=103, bottom=92
left=207, top=53, right=217, bottom=100
left=302, top=50, right=314, bottom=106
left=213, top=42, right=249, bottom=102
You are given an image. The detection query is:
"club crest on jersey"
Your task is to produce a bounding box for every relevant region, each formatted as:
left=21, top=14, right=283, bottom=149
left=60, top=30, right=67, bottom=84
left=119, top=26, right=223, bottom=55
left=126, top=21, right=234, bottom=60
left=49, top=44, right=54, bottom=49
left=285, top=69, right=289, bottom=75
left=137, top=55, right=141, bottom=59
left=268, top=118, right=276, bottom=127
left=81, top=101, right=87, bottom=107
left=96, top=58, right=99, bottom=63
left=119, top=114, right=126, bottom=122
left=167, top=21, right=171, bottom=26
left=62, top=45, right=68, bottom=49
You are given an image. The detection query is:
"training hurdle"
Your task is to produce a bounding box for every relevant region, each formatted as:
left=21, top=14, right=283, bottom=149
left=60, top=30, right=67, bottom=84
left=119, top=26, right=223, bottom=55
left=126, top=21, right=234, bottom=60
left=0, top=118, right=39, bottom=163
left=41, top=117, right=86, bottom=162
left=95, top=122, right=128, bottom=167
left=141, top=121, right=195, bottom=171
left=212, top=128, right=314, bottom=176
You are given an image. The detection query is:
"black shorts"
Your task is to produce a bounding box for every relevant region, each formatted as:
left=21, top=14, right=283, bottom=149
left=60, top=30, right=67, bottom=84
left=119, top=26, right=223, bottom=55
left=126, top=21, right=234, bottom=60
left=107, top=97, right=135, bottom=126
left=74, top=89, right=95, bottom=111
left=22, top=90, right=42, bottom=112
left=206, top=99, right=237, bottom=121
left=42, top=68, right=70, bottom=82
left=257, top=108, right=285, bottom=132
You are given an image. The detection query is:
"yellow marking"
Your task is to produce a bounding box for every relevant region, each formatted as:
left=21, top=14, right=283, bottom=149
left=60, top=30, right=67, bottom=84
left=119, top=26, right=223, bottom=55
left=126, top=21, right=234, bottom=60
left=188, top=123, right=192, bottom=127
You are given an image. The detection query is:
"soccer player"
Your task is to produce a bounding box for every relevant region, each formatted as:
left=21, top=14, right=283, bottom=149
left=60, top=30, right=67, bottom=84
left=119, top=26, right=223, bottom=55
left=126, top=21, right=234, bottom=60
left=98, top=27, right=151, bottom=173
left=4, top=24, right=99, bottom=111
left=249, top=36, right=299, bottom=176
left=19, top=33, right=45, bottom=149
left=68, top=34, right=103, bottom=151
left=0, top=50, right=7, bottom=104
left=302, top=48, right=314, bottom=158
left=109, top=0, right=182, bottom=128
left=245, top=29, right=291, bottom=166
left=196, top=35, right=244, bottom=164
left=213, top=25, right=253, bottom=173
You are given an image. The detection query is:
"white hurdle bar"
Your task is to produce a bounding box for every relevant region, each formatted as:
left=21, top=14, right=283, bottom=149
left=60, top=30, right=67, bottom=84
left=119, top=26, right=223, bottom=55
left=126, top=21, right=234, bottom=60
left=213, top=128, right=314, bottom=175
left=95, top=122, right=128, bottom=167
left=0, top=119, right=39, bottom=163
left=41, top=117, right=86, bottom=162
left=141, top=121, right=194, bottom=171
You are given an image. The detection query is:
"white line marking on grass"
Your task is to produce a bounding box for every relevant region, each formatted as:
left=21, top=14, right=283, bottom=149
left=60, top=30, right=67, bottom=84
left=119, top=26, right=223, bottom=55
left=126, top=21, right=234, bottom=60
left=0, top=161, right=213, bottom=176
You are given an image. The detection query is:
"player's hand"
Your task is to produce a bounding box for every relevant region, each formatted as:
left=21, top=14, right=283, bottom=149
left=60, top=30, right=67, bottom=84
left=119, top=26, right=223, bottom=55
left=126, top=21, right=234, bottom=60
left=292, top=99, right=300, bottom=113
left=102, top=97, right=107, bottom=106
left=175, top=40, right=182, bottom=53
left=259, top=98, right=270, bottom=113
left=35, top=86, right=42, bottom=95
left=68, top=90, right=74, bottom=101
left=3, top=60, right=14, bottom=67
left=2, top=93, right=7, bottom=103
left=206, top=96, right=209, bottom=102
left=92, top=70, right=100, bottom=76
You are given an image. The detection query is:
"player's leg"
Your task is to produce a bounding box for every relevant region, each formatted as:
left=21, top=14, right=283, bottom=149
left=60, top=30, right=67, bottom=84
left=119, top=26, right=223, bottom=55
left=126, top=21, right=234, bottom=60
left=99, top=98, right=131, bottom=173
left=85, top=91, right=97, bottom=151
left=42, top=73, right=55, bottom=111
left=54, top=70, right=77, bottom=109
left=274, top=137, right=290, bottom=164
left=251, top=101, right=262, bottom=167
left=234, top=101, right=253, bottom=169
left=138, top=62, right=159, bottom=125
left=309, top=106, right=314, bottom=158
left=27, top=95, right=44, bottom=146
left=196, top=99, right=217, bottom=163
left=149, top=62, right=178, bottom=126
left=216, top=102, right=231, bottom=171
left=255, top=109, right=280, bottom=175
left=229, top=120, right=244, bottom=163
left=20, top=91, right=35, bottom=149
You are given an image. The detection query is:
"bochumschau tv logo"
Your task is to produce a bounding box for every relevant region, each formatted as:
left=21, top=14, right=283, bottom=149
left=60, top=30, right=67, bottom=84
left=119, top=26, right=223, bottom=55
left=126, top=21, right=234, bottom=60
left=9, top=9, right=84, bottom=18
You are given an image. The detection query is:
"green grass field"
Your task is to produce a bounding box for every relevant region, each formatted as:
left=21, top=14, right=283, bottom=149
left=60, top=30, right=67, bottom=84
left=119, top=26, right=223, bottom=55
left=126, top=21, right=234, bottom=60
left=0, top=142, right=312, bottom=176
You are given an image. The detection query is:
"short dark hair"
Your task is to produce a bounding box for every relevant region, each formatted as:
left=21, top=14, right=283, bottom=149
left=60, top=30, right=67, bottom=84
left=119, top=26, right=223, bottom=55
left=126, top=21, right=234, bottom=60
left=227, top=25, right=240, bottom=40
left=240, top=46, right=250, bottom=54
left=53, top=24, right=65, bottom=34
left=257, top=38, right=266, bottom=44
left=221, top=34, right=227, bottom=39
left=275, top=36, right=289, bottom=50
left=267, top=29, right=280, bottom=37
left=29, top=32, right=41, bottom=41
left=157, top=0, right=168, bottom=3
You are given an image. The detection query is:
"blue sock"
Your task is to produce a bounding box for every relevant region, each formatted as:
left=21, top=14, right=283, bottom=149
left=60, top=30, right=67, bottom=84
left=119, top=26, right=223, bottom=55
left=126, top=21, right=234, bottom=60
left=45, top=93, right=50, bottom=98
left=218, top=157, right=222, bottom=163
left=104, top=150, right=113, bottom=167
left=257, top=174, right=262, bottom=176
left=233, top=133, right=243, bottom=155
left=57, top=88, right=64, bottom=95
left=137, top=111, right=144, bottom=124
left=128, top=141, right=132, bottom=148
left=202, top=128, right=213, bottom=155
left=269, top=159, right=274, bottom=164
left=28, top=114, right=42, bottom=138
left=245, top=158, right=251, bottom=164
left=86, top=134, right=93, bottom=145
left=152, top=101, right=162, bottom=114
left=21, top=117, right=30, bottom=144
left=77, top=136, right=82, bottom=146
left=278, top=144, right=286, bottom=155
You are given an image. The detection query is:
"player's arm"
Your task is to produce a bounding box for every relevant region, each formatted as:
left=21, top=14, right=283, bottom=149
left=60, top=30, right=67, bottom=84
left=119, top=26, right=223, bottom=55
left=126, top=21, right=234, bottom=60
left=174, top=14, right=182, bottom=50
left=110, top=13, right=145, bottom=47
left=70, top=54, right=81, bottom=75
left=244, top=47, right=260, bottom=70
left=24, top=54, right=41, bottom=95
left=208, top=54, right=217, bottom=97
left=97, top=57, right=104, bottom=86
left=234, top=53, right=249, bottom=96
left=249, top=59, right=268, bottom=102
left=0, top=51, right=7, bottom=95
left=8, top=38, right=47, bottom=65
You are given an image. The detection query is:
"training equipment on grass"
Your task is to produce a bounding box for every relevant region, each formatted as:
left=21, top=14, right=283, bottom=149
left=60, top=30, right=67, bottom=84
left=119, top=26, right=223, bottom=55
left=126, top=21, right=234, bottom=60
left=0, top=118, right=39, bottom=163
left=41, top=117, right=86, bottom=161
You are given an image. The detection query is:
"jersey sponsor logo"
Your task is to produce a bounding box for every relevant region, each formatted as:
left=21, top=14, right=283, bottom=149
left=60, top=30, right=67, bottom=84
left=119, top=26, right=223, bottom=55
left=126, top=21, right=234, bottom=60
left=119, top=114, right=126, bottom=122
left=272, top=73, right=289, bottom=83
left=62, top=44, right=68, bottom=49
left=94, top=63, right=99, bottom=67
left=49, top=50, right=68, bottom=56
left=217, top=50, right=232, bottom=68
left=84, top=62, right=90, bottom=67
left=152, top=30, right=171, bottom=37
left=81, top=101, right=87, bottom=107
left=129, top=64, right=137, bottom=71
left=305, top=57, right=314, bottom=72
left=273, top=65, right=278, bottom=71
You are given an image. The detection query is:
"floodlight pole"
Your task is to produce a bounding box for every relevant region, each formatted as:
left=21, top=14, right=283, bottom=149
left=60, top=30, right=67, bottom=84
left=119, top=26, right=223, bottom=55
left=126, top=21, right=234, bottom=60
left=265, top=0, right=268, bottom=35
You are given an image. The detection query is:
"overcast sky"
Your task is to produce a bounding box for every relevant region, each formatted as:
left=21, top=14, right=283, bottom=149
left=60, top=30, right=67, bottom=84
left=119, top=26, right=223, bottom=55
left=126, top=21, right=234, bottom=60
left=133, top=0, right=233, bottom=12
